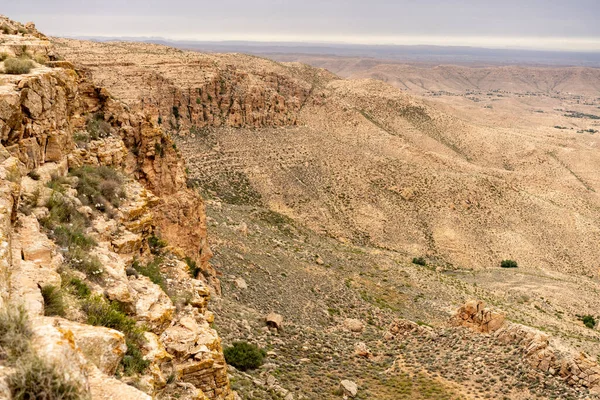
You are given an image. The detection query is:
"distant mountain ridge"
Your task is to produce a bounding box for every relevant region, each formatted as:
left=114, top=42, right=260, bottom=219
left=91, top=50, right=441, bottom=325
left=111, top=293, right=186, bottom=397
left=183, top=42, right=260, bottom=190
left=68, top=36, right=600, bottom=67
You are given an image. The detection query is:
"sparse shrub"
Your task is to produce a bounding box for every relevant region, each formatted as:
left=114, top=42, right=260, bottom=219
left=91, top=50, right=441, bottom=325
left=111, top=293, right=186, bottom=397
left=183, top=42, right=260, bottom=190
left=83, top=296, right=149, bottom=375
left=580, top=315, right=596, bottom=329
left=70, top=165, right=124, bottom=211
left=86, top=114, right=112, bottom=140
left=223, top=341, right=266, bottom=371
left=185, top=256, right=200, bottom=279
left=33, top=54, right=48, bottom=65
left=132, top=257, right=166, bottom=291
left=65, top=277, right=91, bottom=299
left=41, top=285, right=66, bottom=317
left=412, top=257, right=427, bottom=266
left=65, top=247, right=103, bottom=278
left=500, top=259, right=518, bottom=269
left=73, top=131, right=91, bottom=147
left=0, top=52, right=9, bottom=61
left=1, top=305, right=85, bottom=399
left=26, top=170, right=40, bottom=181
left=154, top=142, right=164, bottom=157
left=172, top=105, right=180, bottom=119
left=52, top=225, right=96, bottom=250
left=3, top=57, right=34, bottom=74
left=0, top=306, right=32, bottom=362
left=8, top=356, right=84, bottom=400
left=148, top=234, right=167, bottom=254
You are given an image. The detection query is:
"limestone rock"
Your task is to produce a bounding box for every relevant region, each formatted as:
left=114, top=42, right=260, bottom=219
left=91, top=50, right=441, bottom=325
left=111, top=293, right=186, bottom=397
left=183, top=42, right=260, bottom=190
left=343, top=318, right=364, bottom=333
left=88, top=367, right=152, bottom=400
left=112, top=231, right=143, bottom=254
left=234, top=277, right=248, bottom=290
left=129, top=276, right=175, bottom=333
left=55, top=318, right=127, bottom=375
left=452, top=300, right=505, bottom=333
left=354, top=342, right=371, bottom=358
left=266, top=312, right=284, bottom=330
left=340, top=379, right=358, bottom=397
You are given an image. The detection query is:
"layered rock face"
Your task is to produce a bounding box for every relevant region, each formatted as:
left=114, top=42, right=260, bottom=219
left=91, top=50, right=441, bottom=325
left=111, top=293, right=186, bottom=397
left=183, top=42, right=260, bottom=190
left=0, top=16, right=232, bottom=399
left=53, top=39, right=313, bottom=131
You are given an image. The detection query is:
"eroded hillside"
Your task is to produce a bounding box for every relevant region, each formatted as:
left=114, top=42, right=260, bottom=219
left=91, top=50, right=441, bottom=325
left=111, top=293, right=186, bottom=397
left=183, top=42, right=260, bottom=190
left=56, top=38, right=600, bottom=278
left=50, top=35, right=600, bottom=400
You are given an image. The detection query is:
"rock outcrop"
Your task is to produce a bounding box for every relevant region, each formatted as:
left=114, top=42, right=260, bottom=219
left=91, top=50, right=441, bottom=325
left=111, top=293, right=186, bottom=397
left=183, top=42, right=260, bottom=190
left=451, top=299, right=506, bottom=333
left=0, top=16, right=233, bottom=400
left=52, top=39, right=314, bottom=132
left=453, top=300, right=600, bottom=393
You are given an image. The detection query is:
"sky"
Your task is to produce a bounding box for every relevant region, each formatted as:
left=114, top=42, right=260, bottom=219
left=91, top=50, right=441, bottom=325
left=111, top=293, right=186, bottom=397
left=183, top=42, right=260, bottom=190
left=4, top=0, right=600, bottom=51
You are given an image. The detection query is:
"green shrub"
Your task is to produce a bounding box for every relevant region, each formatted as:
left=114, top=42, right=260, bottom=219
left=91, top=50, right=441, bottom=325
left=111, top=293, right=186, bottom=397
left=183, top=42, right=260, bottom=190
left=69, top=165, right=124, bottom=212
left=82, top=296, right=148, bottom=375
left=53, top=225, right=96, bottom=250
left=148, top=234, right=167, bottom=254
left=223, top=341, right=266, bottom=371
left=412, top=257, right=427, bottom=266
left=172, top=106, right=180, bottom=119
left=26, top=170, right=40, bottom=181
left=8, top=356, right=85, bottom=400
left=185, top=256, right=201, bottom=279
left=33, top=54, right=48, bottom=65
left=65, top=277, right=91, bottom=299
left=132, top=257, right=166, bottom=291
left=580, top=315, right=596, bottom=329
left=41, top=285, right=66, bottom=317
left=0, top=306, right=32, bottom=362
left=500, top=259, right=518, bottom=268
left=3, top=57, right=34, bottom=74
left=86, top=114, right=112, bottom=139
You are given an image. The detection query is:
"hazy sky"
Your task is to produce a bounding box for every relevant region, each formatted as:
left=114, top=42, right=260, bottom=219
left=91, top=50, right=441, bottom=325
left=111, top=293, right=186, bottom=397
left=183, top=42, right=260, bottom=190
left=5, top=0, right=600, bottom=51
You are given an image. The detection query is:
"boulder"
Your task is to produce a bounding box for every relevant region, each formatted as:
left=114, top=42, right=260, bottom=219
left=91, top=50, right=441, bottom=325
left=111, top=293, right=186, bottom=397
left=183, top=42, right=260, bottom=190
left=55, top=319, right=127, bottom=375
left=354, top=342, right=371, bottom=358
left=129, top=276, right=175, bottom=333
left=340, top=379, right=358, bottom=397
left=234, top=277, right=248, bottom=289
left=343, top=318, right=364, bottom=333
left=266, top=312, right=284, bottom=330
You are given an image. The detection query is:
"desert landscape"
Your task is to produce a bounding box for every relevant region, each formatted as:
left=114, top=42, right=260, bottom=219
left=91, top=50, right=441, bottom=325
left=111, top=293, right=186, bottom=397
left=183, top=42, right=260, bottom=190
left=1, top=10, right=600, bottom=400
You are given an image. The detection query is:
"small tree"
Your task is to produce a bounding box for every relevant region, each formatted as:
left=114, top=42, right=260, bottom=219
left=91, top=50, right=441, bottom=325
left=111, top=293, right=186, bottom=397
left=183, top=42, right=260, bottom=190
left=580, top=315, right=596, bottom=329
left=412, top=257, right=427, bottom=266
left=223, top=341, right=266, bottom=371
left=500, top=259, right=518, bottom=268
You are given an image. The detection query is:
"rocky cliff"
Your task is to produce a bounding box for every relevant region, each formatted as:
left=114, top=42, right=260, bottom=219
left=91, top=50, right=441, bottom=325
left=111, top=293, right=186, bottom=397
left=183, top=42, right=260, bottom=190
left=53, top=38, right=317, bottom=132
left=0, top=16, right=232, bottom=399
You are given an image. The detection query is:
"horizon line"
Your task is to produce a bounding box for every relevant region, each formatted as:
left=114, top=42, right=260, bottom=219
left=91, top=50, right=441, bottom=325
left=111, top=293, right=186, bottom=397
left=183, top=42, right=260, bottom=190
left=54, top=33, right=600, bottom=54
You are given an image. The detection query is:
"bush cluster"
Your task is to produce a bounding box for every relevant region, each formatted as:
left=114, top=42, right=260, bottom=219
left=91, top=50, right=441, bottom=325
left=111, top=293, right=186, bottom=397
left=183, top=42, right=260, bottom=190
left=500, top=259, right=518, bottom=268
left=41, top=285, right=66, bottom=317
left=223, top=341, right=266, bottom=371
left=412, top=257, right=427, bottom=266
left=580, top=315, right=596, bottom=329
left=3, top=57, right=34, bottom=74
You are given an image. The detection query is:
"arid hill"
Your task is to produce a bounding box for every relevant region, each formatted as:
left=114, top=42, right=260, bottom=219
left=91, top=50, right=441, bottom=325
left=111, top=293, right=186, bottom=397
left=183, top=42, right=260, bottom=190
left=55, top=38, right=600, bottom=278
left=49, top=37, right=600, bottom=399
left=268, top=54, right=600, bottom=96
